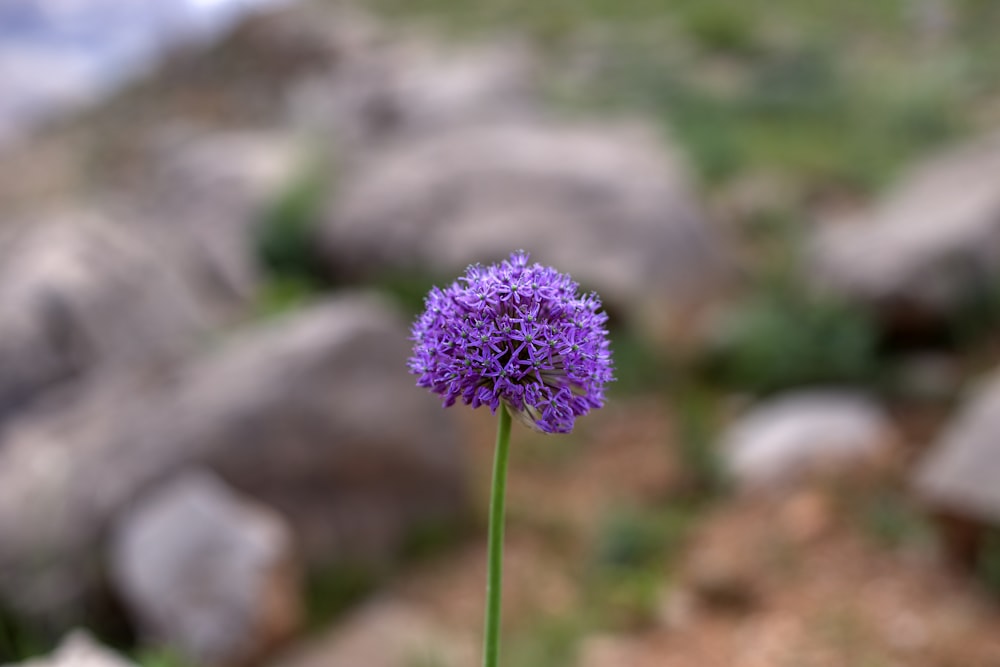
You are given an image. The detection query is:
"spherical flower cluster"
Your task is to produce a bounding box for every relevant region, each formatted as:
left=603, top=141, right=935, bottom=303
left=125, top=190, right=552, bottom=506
left=409, top=251, right=614, bottom=434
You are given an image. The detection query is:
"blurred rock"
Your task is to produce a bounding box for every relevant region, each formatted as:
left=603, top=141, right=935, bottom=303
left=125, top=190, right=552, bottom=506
left=0, top=294, right=463, bottom=629
left=0, top=212, right=212, bottom=425
left=301, top=40, right=538, bottom=151
left=127, top=128, right=306, bottom=308
left=270, top=599, right=473, bottom=667
left=110, top=471, right=300, bottom=667
left=721, top=391, right=895, bottom=488
left=321, top=121, right=727, bottom=336
left=809, top=133, right=1000, bottom=325
left=3, top=630, right=136, bottom=667
left=914, top=371, right=1000, bottom=532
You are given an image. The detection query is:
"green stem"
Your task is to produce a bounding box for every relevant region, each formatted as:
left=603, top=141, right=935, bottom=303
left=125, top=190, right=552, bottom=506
left=483, top=405, right=512, bottom=667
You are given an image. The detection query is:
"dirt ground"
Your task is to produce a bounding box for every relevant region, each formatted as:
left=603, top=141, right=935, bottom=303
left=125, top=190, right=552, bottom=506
left=280, top=397, right=1000, bottom=667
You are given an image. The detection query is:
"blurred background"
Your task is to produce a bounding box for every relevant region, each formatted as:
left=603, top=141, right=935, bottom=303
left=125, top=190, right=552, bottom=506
left=2, top=0, right=1000, bottom=666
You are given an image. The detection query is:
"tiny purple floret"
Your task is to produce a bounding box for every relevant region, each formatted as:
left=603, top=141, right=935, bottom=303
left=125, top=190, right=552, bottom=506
left=409, top=251, right=614, bottom=434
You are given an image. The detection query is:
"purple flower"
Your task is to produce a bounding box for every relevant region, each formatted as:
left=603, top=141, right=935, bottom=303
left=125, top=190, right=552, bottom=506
left=409, top=251, right=614, bottom=433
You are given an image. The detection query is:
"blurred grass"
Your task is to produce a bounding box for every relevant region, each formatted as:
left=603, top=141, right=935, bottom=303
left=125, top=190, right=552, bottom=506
left=360, top=0, right=999, bottom=197
left=584, top=501, right=703, bottom=630
left=0, top=604, right=47, bottom=664
left=303, top=563, right=381, bottom=632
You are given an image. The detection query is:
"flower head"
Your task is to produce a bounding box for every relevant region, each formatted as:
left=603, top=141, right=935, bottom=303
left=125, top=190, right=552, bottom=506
left=409, top=251, right=614, bottom=433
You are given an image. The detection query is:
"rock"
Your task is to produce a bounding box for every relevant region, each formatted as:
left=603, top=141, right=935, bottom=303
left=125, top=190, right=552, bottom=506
left=299, top=40, right=538, bottom=151
left=809, top=133, right=1000, bottom=324
left=110, top=471, right=300, bottom=667
left=269, top=599, right=473, bottom=667
left=320, top=121, right=726, bottom=335
left=0, top=212, right=212, bottom=424
left=721, top=391, right=895, bottom=488
left=3, top=630, right=136, bottom=667
left=127, top=129, right=306, bottom=309
left=0, top=293, right=464, bottom=628
left=914, top=371, right=1000, bottom=527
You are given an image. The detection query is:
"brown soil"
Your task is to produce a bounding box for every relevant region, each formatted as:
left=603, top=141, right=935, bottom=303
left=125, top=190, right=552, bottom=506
left=345, top=397, right=1000, bottom=667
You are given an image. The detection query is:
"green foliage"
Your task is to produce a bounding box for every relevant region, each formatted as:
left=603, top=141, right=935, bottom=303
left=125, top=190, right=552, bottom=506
left=374, top=270, right=446, bottom=317
left=0, top=605, right=48, bottom=663
left=400, top=516, right=469, bottom=562
left=714, top=288, right=879, bottom=394
left=253, top=161, right=331, bottom=289
left=585, top=503, right=700, bottom=628
left=404, top=648, right=452, bottom=667
left=132, top=647, right=194, bottom=667
left=944, top=279, right=1000, bottom=348
left=607, top=328, right=670, bottom=395
left=303, top=563, right=380, bottom=632
left=681, top=5, right=758, bottom=56
left=852, top=491, right=934, bottom=550
left=252, top=276, right=322, bottom=318
left=592, top=505, right=695, bottom=573
left=363, top=0, right=992, bottom=194
left=975, top=528, right=1000, bottom=597
left=504, top=615, right=582, bottom=667
left=673, top=386, right=727, bottom=498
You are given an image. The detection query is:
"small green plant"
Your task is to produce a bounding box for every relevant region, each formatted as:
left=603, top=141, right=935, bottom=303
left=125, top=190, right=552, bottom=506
left=712, top=285, right=879, bottom=394
left=682, top=5, right=758, bottom=56
left=133, top=647, right=194, bottom=667
left=852, top=491, right=934, bottom=550
left=253, top=160, right=331, bottom=290
left=606, top=328, right=671, bottom=395
left=303, top=563, right=380, bottom=631
left=586, top=504, right=700, bottom=628
left=0, top=605, right=47, bottom=663
left=504, top=615, right=582, bottom=667
left=975, top=528, right=1000, bottom=597
left=375, top=270, right=447, bottom=317
left=673, top=385, right=727, bottom=498
left=404, top=646, right=452, bottom=667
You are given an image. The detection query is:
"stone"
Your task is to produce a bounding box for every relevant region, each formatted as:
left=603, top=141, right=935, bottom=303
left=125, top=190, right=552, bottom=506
left=320, top=120, right=727, bottom=335
left=721, top=391, right=895, bottom=488
left=0, top=212, right=212, bottom=425
left=300, top=40, right=538, bottom=151
left=110, top=471, right=300, bottom=667
left=127, top=128, right=306, bottom=309
left=2, top=630, right=135, bottom=667
left=269, top=599, right=473, bottom=667
left=0, top=293, right=464, bottom=629
left=809, top=133, right=1000, bottom=324
left=914, top=370, right=1000, bottom=526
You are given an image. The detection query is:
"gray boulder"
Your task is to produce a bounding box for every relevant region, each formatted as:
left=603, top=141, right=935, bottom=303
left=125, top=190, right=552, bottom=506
left=0, top=294, right=464, bottom=627
left=125, top=129, right=306, bottom=309
left=320, top=121, right=727, bottom=335
left=299, top=39, right=538, bottom=151
left=0, top=212, right=212, bottom=424
left=809, top=133, right=1000, bottom=322
left=914, top=372, right=1000, bottom=525
left=722, top=391, right=895, bottom=488
left=110, top=471, right=300, bottom=666
left=269, top=599, right=473, bottom=667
